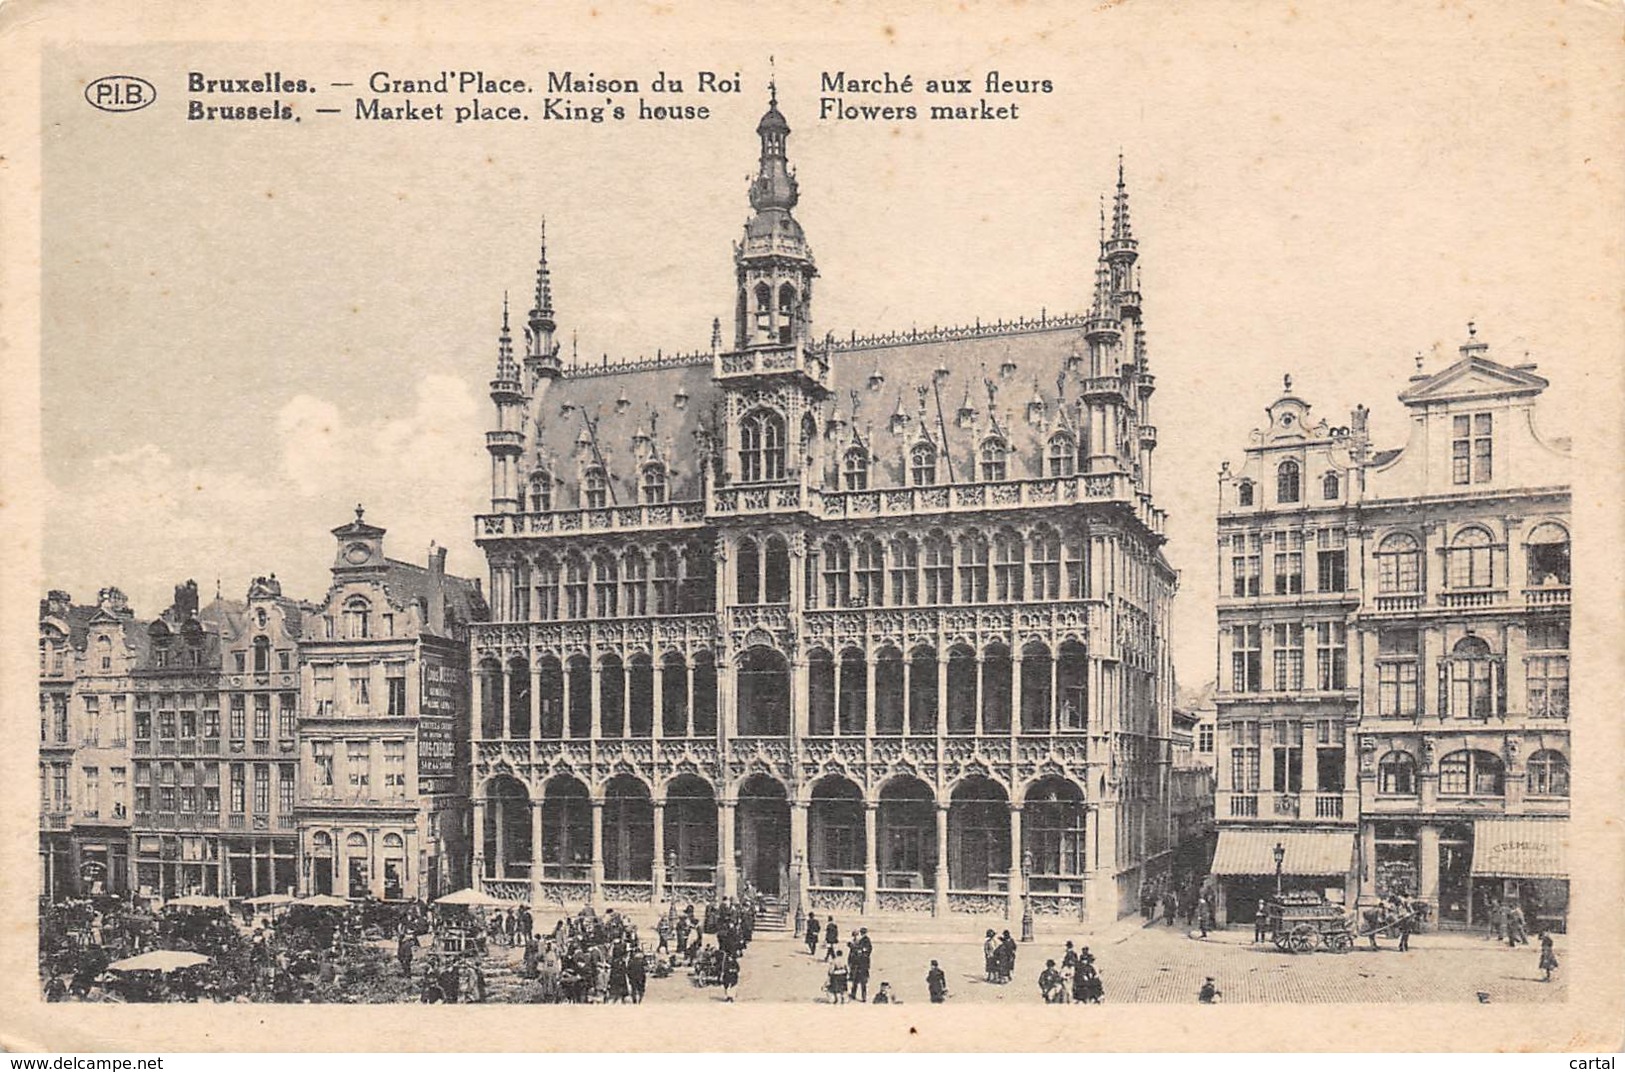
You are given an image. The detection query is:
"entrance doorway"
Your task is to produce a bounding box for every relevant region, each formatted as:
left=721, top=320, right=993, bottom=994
left=735, top=775, right=789, bottom=895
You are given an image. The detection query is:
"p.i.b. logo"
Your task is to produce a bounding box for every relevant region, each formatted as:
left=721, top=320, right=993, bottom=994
left=85, top=75, right=156, bottom=113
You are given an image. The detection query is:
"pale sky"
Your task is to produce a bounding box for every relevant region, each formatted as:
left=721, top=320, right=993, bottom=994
left=41, top=5, right=1610, bottom=687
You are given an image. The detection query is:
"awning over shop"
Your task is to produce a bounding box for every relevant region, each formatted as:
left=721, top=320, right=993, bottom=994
left=1471, top=819, right=1568, bottom=879
left=1210, top=829, right=1355, bottom=877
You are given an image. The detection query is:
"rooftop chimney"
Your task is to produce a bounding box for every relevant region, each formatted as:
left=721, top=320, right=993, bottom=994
left=427, top=542, right=447, bottom=635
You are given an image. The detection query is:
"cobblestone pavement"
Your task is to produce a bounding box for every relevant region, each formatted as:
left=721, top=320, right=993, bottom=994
left=656, top=923, right=1568, bottom=1006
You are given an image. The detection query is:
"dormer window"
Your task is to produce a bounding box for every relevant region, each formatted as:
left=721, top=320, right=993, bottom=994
left=843, top=448, right=869, bottom=492
left=910, top=443, right=937, bottom=486
left=1452, top=412, right=1493, bottom=485
left=583, top=467, right=608, bottom=510
left=738, top=408, right=786, bottom=484
left=1237, top=480, right=1255, bottom=507
left=530, top=470, right=553, bottom=512
left=343, top=597, right=371, bottom=639
left=1047, top=433, right=1076, bottom=477
left=1276, top=460, right=1301, bottom=504
left=979, top=438, right=1008, bottom=482
left=641, top=464, right=668, bottom=505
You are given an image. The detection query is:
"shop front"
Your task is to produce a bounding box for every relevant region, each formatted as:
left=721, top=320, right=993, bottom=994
left=1470, top=818, right=1568, bottom=934
left=1210, top=828, right=1355, bottom=924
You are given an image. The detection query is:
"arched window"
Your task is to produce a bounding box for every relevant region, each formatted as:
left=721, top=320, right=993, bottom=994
left=621, top=551, right=649, bottom=617
left=854, top=537, right=884, bottom=607
left=843, top=448, right=869, bottom=492
left=96, top=635, right=112, bottom=671
left=736, top=537, right=761, bottom=605
left=529, top=470, right=553, bottom=512
left=1526, top=750, right=1569, bottom=797
left=754, top=283, right=773, bottom=343
left=564, top=553, right=588, bottom=619
left=1438, top=749, right=1504, bottom=797
left=343, top=597, right=371, bottom=639
left=592, top=552, right=619, bottom=617
left=252, top=636, right=271, bottom=674
left=1277, top=460, right=1301, bottom=504
left=1377, top=751, right=1417, bottom=795
left=764, top=535, right=791, bottom=603
left=1063, top=535, right=1085, bottom=598
left=737, top=647, right=790, bottom=735
left=979, top=438, right=1008, bottom=482
left=1447, top=526, right=1495, bottom=588
left=1446, top=635, right=1498, bottom=719
left=641, top=464, right=667, bottom=505
left=1525, top=523, right=1570, bottom=587
left=738, top=408, right=786, bottom=484
left=959, top=531, right=989, bottom=603
left=807, top=649, right=835, bottom=735
left=994, top=527, right=1025, bottom=601
left=1376, top=533, right=1422, bottom=593
left=1029, top=525, right=1061, bottom=599
left=651, top=546, right=680, bottom=614
left=777, top=283, right=797, bottom=344
left=1237, top=480, right=1255, bottom=507
left=534, top=554, right=560, bottom=621
left=910, top=443, right=937, bottom=486
left=1047, top=433, right=1076, bottom=477
left=888, top=534, right=919, bottom=606
left=1322, top=472, right=1340, bottom=500
left=923, top=531, right=953, bottom=604
left=583, top=467, right=608, bottom=510
left=822, top=538, right=851, bottom=607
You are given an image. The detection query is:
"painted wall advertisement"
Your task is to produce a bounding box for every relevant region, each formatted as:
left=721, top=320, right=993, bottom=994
left=419, top=655, right=462, bottom=795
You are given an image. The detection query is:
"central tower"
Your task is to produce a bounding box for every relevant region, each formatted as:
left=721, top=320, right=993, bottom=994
left=734, top=83, right=817, bottom=351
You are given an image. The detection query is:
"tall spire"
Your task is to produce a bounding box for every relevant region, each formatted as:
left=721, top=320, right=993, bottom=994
left=749, top=82, right=797, bottom=212
left=495, top=292, right=517, bottom=381
left=531, top=219, right=555, bottom=328
left=1111, top=152, right=1134, bottom=242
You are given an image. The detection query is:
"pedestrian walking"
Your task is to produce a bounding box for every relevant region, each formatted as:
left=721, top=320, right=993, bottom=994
left=1254, top=900, right=1269, bottom=942
left=1197, top=898, right=1213, bottom=939
left=926, top=959, right=948, bottom=1003
left=824, top=918, right=840, bottom=961
left=1507, top=903, right=1529, bottom=947
left=628, top=948, right=648, bottom=1003
left=1396, top=901, right=1414, bottom=952
left=655, top=913, right=672, bottom=955
left=982, top=928, right=998, bottom=981
left=1538, top=933, right=1559, bottom=982
left=804, top=912, right=821, bottom=956
left=397, top=928, right=415, bottom=978
left=826, top=949, right=850, bottom=1004
left=720, top=951, right=740, bottom=1002
left=997, top=929, right=1018, bottom=983
left=1198, top=976, right=1221, bottom=1004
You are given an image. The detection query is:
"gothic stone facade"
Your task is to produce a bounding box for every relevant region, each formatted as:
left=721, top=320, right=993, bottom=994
left=1213, top=331, right=1570, bottom=929
left=468, top=93, right=1178, bottom=925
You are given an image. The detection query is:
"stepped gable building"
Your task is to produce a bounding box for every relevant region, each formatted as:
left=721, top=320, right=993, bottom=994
left=469, top=89, right=1178, bottom=926
left=297, top=508, right=487, bottom=901
left=1212, top=328, right=1571, bottom=930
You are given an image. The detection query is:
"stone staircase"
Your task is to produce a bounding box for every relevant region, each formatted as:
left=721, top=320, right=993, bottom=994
left=753, top=895, right=790, bottom=933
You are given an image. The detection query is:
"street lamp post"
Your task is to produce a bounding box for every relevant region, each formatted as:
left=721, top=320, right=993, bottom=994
left=1020, top=849, right=1034, bottom=943
left=1273, top=841, right=1285, bottom=896
left=792, top=850, right=805, bottom=937
left=665, top=849, right=678, bottom=917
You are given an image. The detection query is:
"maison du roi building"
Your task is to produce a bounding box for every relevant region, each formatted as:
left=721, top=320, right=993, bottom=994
left=38, top=524, right=487, bottom=904
left=1210, top=332, right=1571, bottom=932
left=467, top=89, right=1184, bottom=926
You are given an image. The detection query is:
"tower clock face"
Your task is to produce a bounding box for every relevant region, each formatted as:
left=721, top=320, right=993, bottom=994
left=344, top=543, right=371, bottom=564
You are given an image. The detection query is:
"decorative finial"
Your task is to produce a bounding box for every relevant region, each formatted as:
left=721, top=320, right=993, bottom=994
left=1099, top=196, right=1106, bottom=242
left=769, top=55, right=777, bottom=105
left=1283, top=373, right=1292, bottom=392
left=1467, top=320, right=1476, bottom=338
left=1415, top=350, right=1424, bottom=371
left=355, top=503, right=365, bottom=522
left=502, top=290, right=510, bottom=330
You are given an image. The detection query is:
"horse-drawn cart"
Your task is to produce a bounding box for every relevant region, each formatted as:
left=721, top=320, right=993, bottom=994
left=1264, top=891, right=1356, bottom=954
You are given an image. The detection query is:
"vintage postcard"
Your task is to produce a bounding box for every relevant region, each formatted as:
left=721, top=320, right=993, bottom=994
left=1, top=0, right=1621, bottom=1053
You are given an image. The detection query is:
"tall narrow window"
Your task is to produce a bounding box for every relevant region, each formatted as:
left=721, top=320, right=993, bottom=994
left=641, top=464, right=667, bottom=505
left=923, top=532, right=953, bottom=604
left=738, top=409, right=786, bottom=483
left=1377, top=628, right=1419, bottom=717
left=754, top=283, right=773, bottom=343
left=854, top=538, right=884, bottom=607
left=1271, top=624, right=1304, bottom=691
left=1526, top=620, right=1569, bottom=718
left=1273, top=531, right=1304, bottom=595
left=535, top=554, right=561, bottom=621
left=529, top=470, right=553, bottom=512
left=622, top=551, right=649, bottom=616
left=583, top=467, right=609, bottom=510
left=565, top=554, right=588, bottom=619
left=764, top=536, right=791, bottom=603
left=1322, top=472, right=1341, bottom=500
left=777, top=283, right=797, bottom=344
left=1030, top=526, right=1061, bottom=599
left=1231, top=625, right=1262, bottom=693
left=910, top=443, right=937, bottom=486
left=1230, top=533, right=1262, bottom=597
left=979, top=438, right=1008, bottom=482
left=1452, top=412, right=1493, bottom=484
left=843, top=449, right=869, bottom=492
left=343, top=598, right=371, bottom=639
left=1446, top=636, right=1497, bottom=718
left=1315, top=621, right=1347, bottom=690
left=888, top=535, right=919, bottom=606
left=652, top=546, right=679, bottom=614
left=736, top=538, right=761, bottom=604
left=1047, top=434, right=1077, bottom=477
left=1525, top=523, right=1570, bottom=587
left=1316, top=528, right=1347, bottom=592
left=822, top=538, right=851, bottom=608
left=1377, top=533, right=1422, bottom=593
left=593, top=553, right=619, bottom=617
left=994, top=528, right=1025, bottom=601
left=959, top=533, right=989, bottom=603
left=1276, top=460, right=1301, bottom=504
left=1236, top=480, right=1255, bottom=507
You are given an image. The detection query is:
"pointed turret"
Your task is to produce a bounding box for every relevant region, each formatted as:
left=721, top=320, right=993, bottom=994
left=734, top=82, right=816, bottom=350
left=487, top=294, right=526, bottom=513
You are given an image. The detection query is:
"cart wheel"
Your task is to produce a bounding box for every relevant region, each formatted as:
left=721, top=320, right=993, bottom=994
left=1328, top=932, right=1354, bottom=953
left=1273, top=933, right=1291, bottom=952
left=1289, top=925, right=1316, bottom=953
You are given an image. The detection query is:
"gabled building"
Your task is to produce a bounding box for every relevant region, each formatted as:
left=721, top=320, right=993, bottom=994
left=297, top=508, right=487, bottom=901
left=1213, top=328, right=1571, bottom=930
left=467, top=89, right=1179, bottom=927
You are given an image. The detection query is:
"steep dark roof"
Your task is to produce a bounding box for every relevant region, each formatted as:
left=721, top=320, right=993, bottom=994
left=382, top=558, right=489, bottom=633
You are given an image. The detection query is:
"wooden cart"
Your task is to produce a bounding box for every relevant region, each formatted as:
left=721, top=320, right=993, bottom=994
left=1264, top=891, right=1356, bottom=954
